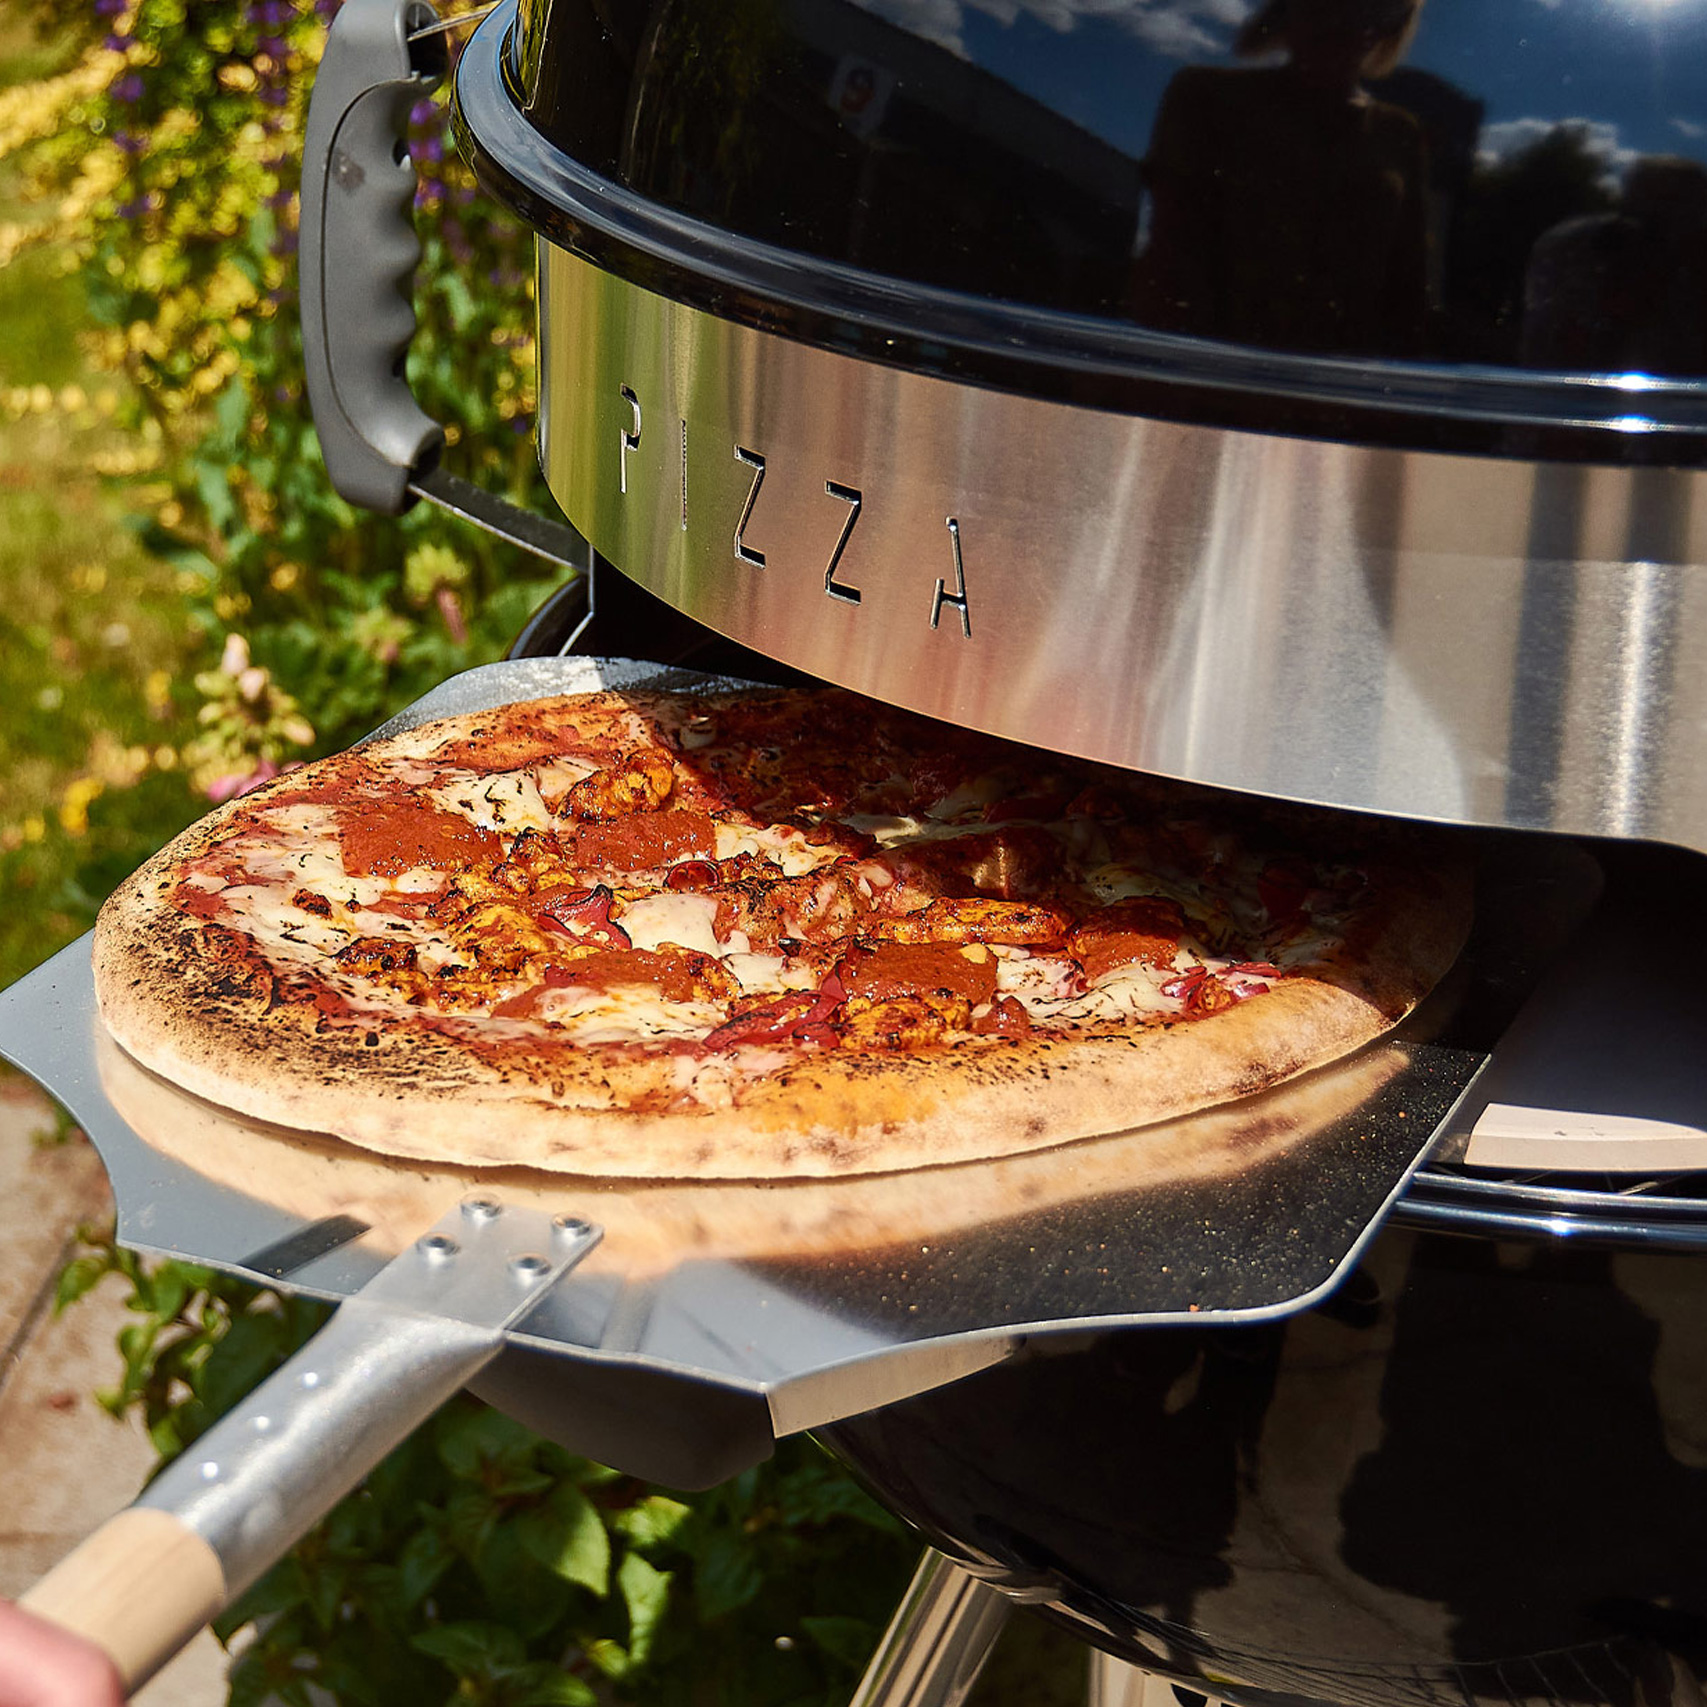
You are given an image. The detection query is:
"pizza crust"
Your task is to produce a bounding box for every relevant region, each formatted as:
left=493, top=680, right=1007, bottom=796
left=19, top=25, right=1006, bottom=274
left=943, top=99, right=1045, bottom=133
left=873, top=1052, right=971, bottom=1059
left=93, top=1022, right=1411, bottom=1270
left=93, top=693, right=1471, bottom=1181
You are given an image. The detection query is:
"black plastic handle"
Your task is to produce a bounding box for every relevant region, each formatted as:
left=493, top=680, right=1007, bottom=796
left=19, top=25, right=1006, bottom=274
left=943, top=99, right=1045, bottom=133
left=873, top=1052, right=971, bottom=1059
left=300, top=0, right=447, bottom=514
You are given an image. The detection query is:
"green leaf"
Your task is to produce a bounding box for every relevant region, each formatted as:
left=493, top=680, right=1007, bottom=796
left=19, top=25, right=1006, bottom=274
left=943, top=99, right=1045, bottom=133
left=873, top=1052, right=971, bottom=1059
left=436, top=1403, right=542, bottom=1484
left=777, top=1462, right=905, bottom=1534
left=473, top=1519, right=573, bottom=1640
left=143, top=1263, right=193, bottom=1322
left=197, top=1307, right=293, bottom=1420
left=501, top=1664, right=596, bottom=1707
left=611, top=1494, right=692, bottom=1553
left=516, top=1482, right=609, bottom=1595
left=695, top=1527, right=765, bottom=1620
left=54, top=1254, right=109, bottom=1313
left=410, top=1620, right=525, bottom=1677
left=225, top=1649, right=277, bottom=1707
left=194, top=460, right=236, bottom=535
left=446, top=1485, right=503, bottom=1561
left=582, top=1638, right=629, bottom=1681
left=801, top=1615, right=879, bottom=1671
left=214, top=1557, right=307, bottom=1640
left=618, top=1551, right=672, bottom=1669
left=397, top=1521, right=457, bottom=1608
left=305, top=1558, right=347, bottom=1633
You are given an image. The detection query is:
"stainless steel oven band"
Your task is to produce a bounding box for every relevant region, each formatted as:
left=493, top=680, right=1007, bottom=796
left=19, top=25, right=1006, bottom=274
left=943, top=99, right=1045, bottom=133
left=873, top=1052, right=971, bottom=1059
left=536, top=241, right=1707, bottom=857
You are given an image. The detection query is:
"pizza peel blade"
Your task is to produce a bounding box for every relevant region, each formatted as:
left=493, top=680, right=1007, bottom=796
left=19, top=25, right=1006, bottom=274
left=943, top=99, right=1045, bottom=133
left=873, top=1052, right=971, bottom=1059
left=0, top=656, right=1503, bottom=1692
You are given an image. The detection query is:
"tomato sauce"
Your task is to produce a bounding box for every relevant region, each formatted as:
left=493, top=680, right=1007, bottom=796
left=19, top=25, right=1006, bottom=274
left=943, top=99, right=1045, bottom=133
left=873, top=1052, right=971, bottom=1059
left=573, top=810, right=715, bottom=870
left=1071, top=897, right=1185, bottom=982
left=172, top=881, right=228, bottom=921
left=840, top=941, right=999, bottom=1007
left=496, top=948, right=708, bottom=1017
left=340, top=802, right=500, bottom=878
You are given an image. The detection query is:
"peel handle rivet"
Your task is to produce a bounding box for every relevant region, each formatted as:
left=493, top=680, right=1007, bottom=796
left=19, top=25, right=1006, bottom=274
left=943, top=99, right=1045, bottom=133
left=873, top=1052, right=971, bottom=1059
left=420, top=1233, right=459, bottom=1260
left=461, top=1198, right=501, bottom=1221
left=552, top=1215, right=592, bottom=1239
left=511, top=1253, right=551, bottom=1281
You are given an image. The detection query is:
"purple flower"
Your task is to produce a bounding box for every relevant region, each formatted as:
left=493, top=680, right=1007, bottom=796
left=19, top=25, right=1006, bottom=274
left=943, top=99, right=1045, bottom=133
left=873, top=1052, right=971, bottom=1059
left=94, top=0, right=124, bottom=15
left=118, top=196, right=148, bottom=220
left=113, top=130, right=147, bottom=155
left=112, top=72, right=144, bottom=103
left=103, top=32, right=131, bottom=51
left=410, top=98, right=437, bottom=127
left=261, top=83, right=288, bottom=106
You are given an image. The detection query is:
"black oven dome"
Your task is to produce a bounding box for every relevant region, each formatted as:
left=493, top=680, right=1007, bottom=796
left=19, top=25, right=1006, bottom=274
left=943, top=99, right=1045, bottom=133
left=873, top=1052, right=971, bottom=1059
left=468, top=0, right=1707, bottom=457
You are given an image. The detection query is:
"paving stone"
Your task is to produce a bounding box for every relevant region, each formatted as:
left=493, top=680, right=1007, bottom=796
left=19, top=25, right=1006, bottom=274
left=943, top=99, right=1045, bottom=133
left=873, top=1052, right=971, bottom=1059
left=0, top=1074, right=228, bottom=1703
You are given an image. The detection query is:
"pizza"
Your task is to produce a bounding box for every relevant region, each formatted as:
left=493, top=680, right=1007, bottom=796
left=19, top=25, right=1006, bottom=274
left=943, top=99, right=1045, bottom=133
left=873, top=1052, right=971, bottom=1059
left=92, top=686, right=1470, bottom=1179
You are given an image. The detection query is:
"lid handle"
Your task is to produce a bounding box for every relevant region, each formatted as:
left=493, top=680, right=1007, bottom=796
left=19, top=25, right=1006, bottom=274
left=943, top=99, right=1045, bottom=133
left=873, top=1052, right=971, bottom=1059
left=300, top=0, right=448, bottom=515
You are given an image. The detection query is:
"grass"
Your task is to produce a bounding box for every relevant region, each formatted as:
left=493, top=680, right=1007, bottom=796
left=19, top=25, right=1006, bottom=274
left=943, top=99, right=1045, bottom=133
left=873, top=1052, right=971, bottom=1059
left=0, top=16, right=202, bottom=989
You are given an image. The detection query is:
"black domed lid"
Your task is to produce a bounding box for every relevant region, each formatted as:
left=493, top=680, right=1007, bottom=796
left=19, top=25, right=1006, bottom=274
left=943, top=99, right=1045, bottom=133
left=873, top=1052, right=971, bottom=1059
left=471, top=0, right=1707, bottom=454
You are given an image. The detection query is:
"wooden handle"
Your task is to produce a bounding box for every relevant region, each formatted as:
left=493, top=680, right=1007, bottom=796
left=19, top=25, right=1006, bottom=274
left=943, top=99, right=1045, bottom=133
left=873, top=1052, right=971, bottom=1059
left=20, top=1508, right=227, bottom=1694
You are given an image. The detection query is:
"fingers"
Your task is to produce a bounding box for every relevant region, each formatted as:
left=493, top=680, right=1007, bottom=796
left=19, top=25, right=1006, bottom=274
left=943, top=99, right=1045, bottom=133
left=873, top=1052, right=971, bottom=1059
left=0, top=1603, right=124, bottom=1707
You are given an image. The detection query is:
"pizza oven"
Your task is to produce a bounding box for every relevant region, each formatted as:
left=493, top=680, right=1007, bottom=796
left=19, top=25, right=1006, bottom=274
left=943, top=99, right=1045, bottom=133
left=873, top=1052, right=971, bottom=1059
left=7, top=0, right=1707, bottom=1701
left=407, top=2, right=1707, bottom=1702
left=296, top=0, right=1707, bottom=1703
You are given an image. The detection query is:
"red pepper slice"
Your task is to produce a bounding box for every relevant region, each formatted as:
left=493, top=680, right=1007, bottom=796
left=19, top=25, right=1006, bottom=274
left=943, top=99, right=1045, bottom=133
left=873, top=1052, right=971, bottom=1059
left=1163, top=964, right=1273, bottom=1014
left=702, top=972, right=847, bottom=1051
left=665, top=859, right=721, bottom=892
left=532, top=884, right=632, bottom=951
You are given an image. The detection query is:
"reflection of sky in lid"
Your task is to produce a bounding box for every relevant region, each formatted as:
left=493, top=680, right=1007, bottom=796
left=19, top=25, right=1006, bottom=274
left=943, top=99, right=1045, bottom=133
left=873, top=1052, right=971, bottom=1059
left=853, top=0, right=1707, bottom=175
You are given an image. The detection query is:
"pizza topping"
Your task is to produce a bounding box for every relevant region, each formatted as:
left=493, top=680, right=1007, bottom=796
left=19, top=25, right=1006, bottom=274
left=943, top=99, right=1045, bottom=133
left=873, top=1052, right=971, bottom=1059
left=341, top=801, right=500, bottom=879
left=866, top=896, right=1070, bottom=946
left=137, top=687, right=1429, bottom=1085
left=1258, top=857, right=1313, bottom=928
left=702, top=972, right=847, bottom=1051
left=334, top=936, right=419, bottom=977
left=573, top=810, right=716, bottom=871
left=840, top=993, right=965, bottom=1050
left=839, top=941, right=1000, bottom=1008
left=173, top=879, right=230, bottom=921
left=532, top=884, right=632, bottom=951
left=562, top=746, right=675, bottom=820
left=971, top=994, right=1034, bottom=1037
left=664, top=858, right=721, bottom=892
left=424, top=772, right=553, bottom=836
left=617, top=891, right=731, bottom=958
left=1069, top=898, right=1186, bottom=982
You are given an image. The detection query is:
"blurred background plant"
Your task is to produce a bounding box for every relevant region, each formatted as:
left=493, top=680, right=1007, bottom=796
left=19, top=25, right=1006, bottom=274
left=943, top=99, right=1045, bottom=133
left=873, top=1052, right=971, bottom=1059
left=0, top=0, right=557, bottom=990
left=0, top=5, right=1074, bottom=1703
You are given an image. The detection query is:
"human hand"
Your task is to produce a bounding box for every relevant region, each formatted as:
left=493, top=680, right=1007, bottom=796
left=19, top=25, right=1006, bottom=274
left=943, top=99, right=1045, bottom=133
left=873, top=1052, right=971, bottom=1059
left=0, top=1603, right=123, bottom=1707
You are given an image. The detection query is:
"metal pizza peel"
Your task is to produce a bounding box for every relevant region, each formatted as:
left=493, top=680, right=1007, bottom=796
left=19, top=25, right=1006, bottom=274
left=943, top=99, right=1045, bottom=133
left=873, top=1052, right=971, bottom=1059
left=0, top=657, right=1501, bottom=1692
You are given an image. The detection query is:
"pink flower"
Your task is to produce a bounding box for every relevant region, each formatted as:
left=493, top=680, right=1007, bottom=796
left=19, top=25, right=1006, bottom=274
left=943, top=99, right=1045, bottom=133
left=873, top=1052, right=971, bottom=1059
left=205, top=757, right=280, bottom=802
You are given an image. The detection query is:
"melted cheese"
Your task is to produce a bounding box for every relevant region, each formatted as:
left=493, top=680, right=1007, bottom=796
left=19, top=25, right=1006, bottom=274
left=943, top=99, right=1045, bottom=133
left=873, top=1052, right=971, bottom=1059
left=534, top=981, right=724, bottom=1040
left=712, top=821, right=840, bottom=876
left=424, top=771, right=553, bottom=836
left=618, top=892, right=732, bottom=956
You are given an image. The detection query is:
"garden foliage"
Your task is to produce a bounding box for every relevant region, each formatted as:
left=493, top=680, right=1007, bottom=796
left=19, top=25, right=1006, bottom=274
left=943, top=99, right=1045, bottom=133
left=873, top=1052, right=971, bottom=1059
left=3, top=4, right=919, bottom=1700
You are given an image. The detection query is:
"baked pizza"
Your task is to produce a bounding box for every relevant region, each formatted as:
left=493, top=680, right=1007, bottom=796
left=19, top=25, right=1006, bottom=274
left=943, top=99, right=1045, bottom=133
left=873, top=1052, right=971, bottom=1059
left=93, top=686, right=1469, bottom=1179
